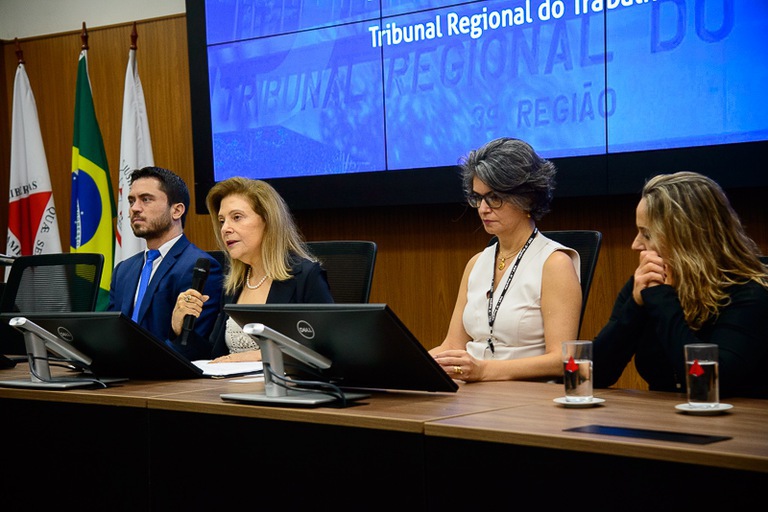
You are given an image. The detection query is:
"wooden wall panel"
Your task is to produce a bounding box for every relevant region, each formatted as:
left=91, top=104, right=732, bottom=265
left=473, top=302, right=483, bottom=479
left=2, top=16, right=766, bottom=393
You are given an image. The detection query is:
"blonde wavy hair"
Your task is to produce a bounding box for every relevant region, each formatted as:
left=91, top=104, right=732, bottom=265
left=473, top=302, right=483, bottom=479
left=642, top=172, right=768, bottom=329
left=205, top=177, right=315, bottom=295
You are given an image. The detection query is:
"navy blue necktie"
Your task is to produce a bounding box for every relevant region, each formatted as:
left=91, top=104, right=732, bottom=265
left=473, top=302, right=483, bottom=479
left=132, top=249, right=161, bottom=322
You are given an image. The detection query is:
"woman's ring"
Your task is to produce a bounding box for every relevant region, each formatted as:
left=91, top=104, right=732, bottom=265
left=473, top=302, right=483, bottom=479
left=454, top=365, right=463, bottom=375
left=184, top=295, right=191, bottom=303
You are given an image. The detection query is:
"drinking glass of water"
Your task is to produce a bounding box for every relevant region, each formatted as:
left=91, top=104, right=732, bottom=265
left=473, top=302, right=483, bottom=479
left=562, top=341, right=593, bottom=403
left=684, top=343, right=719, bottom=408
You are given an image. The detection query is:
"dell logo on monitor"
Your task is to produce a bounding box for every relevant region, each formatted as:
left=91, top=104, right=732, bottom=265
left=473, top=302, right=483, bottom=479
left=57, top=326, right=74, bottom=342
left=296, top=320, right=315, bottom=339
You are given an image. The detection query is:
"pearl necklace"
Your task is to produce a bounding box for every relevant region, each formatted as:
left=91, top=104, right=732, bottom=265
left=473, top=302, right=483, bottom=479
left=245, top=267, right=268, bottom=290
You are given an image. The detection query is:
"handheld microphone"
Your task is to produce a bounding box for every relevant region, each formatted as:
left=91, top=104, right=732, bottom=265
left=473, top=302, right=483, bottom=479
left=181, top=257, right=211, bottom=346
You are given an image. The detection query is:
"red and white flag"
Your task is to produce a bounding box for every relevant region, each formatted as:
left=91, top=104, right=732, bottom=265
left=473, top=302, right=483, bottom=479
left=115, top=45, right=154, bottom=265
left=6, top=61, right=62, bottom=273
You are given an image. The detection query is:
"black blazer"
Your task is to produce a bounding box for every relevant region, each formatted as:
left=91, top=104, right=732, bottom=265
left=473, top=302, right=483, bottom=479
left=207, top=257, right=334, bottom=358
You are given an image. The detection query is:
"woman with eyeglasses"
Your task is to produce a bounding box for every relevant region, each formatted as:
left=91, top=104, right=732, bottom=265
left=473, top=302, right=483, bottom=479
left=430, top=137, right=582, bottom=382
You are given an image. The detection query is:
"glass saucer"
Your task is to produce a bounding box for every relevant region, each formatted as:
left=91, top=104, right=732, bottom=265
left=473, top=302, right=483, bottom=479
left=675, top=403, right=733, bottom=415
left=553, top=397, right=605, bottom=408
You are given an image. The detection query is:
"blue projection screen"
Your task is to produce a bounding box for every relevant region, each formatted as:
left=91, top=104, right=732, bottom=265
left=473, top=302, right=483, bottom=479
left=187, top=0, right=768, bottom=210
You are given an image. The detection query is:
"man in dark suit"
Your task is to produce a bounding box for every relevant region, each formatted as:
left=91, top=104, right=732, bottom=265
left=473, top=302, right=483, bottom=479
left=108, top=166, right=223, bottom=360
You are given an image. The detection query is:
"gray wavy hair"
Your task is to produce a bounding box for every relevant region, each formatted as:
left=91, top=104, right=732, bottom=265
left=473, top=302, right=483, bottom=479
left=460, top=137, right=557, bottom=220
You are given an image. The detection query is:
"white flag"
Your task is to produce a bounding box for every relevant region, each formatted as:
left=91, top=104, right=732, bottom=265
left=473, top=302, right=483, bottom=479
left=116, top=47, right=154, bottom=265
left=6, top=62, right=62, bottom=274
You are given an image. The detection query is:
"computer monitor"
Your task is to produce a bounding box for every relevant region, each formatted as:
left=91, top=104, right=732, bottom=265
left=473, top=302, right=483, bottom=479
left=0, top=316, right=101, bottom=389
left=224, top=303, right=459, bottom=394
left=0, top=312, right=204, bottom=381
left=0, top=353, right=14, bottom=369
left=1, top=316, right=26, bottom=355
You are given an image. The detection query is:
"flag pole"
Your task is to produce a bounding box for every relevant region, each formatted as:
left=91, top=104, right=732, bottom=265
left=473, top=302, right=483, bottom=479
left=131, top=21, right=138, bottom=50
left=7, top=36, right=62, bottom=266
left=116, top=19, right=153, bottom=265
left=81, top=22, right=88, bottom=50
left=14, top=38, right=24, bottom=64
left=72, top=19, right=115, bottom=309
left=7, top=37, right=23, bottom=275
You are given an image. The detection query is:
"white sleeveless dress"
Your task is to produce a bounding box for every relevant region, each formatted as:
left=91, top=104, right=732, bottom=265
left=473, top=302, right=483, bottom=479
left=462, top=233, right=580, bottom=360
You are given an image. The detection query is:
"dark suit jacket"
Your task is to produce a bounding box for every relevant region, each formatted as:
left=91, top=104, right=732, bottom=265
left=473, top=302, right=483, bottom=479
left=209, top=257, right=333, bottom=358
left=107, top=234, right=224, bottom=360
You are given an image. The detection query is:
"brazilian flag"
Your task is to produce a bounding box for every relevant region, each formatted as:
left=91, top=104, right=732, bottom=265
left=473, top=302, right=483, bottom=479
left=71, top=50, right=115, bottom=311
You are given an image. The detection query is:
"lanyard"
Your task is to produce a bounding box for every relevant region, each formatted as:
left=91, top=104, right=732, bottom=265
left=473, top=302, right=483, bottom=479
left=486, top=228, right=538, bottom=355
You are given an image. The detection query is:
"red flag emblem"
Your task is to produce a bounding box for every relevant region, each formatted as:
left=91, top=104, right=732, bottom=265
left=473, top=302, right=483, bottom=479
left=689, top=359, right=704, bottom=377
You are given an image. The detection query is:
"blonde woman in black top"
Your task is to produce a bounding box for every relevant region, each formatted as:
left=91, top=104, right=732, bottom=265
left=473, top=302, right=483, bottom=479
left=594, top=171, right=768, bottom=398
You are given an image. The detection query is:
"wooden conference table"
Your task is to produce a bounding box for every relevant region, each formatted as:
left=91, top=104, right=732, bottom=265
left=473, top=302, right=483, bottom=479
left=0, top=363, right=765, bottom=511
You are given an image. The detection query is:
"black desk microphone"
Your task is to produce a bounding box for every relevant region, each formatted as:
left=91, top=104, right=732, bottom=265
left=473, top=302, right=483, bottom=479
left=180, top=257, right=210, bottom=346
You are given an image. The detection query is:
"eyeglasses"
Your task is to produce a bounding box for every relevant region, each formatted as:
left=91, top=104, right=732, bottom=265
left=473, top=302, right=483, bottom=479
left=467, top=191, right=505, bottom=209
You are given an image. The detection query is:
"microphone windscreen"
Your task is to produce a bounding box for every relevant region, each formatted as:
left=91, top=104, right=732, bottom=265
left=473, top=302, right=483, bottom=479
left=193, top=257, right=211, bottom=276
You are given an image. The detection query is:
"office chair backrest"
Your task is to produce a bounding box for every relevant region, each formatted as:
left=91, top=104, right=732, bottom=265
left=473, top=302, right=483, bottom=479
left=542, top=231, right=602, bottom=321
left=306, top=241, right=378, bottom=303
left=487, top=230, right=602, bottom=335
left=0, top=252, right=105, bottom=313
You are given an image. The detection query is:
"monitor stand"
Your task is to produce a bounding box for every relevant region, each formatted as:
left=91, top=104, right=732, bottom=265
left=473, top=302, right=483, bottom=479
left=221, top=389, right=369, bottom=406
left=0, top=377, right=109, bottom=390
left=220, top=336, right=368, bottom=406
left=0, top=354, right=127, bottom=390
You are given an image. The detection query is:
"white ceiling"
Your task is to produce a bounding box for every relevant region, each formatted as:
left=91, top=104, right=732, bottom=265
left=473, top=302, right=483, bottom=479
left=0, top=0, right=186, bottom=40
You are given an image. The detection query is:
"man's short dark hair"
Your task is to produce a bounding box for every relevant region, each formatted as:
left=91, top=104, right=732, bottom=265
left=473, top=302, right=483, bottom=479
left=130, top=166, right=190, bottom=228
